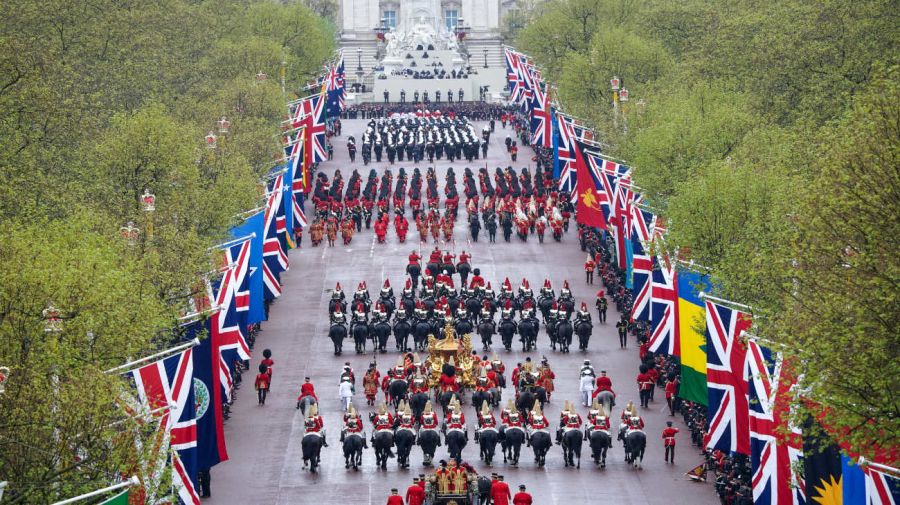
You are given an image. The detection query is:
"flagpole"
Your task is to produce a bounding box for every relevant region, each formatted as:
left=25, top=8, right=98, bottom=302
left=698, top=292, right=755, bottom=312
left=104, top=339, right=200, bottom=375
left=859, top=457, right=900, bottom=477
left=50, top=476, right=140, bottom=505
left=209, top=233, right=256, bottom=251
left=178, top=307, right=219, bottom=323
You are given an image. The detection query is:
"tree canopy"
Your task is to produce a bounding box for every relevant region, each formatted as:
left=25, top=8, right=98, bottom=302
left=0, top=1, right=334, bottom=502
left=514, top=0, right=899, bottom=456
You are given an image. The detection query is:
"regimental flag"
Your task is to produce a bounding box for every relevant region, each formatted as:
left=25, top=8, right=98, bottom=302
left=262, top=175, right=287, bottom=300
left=584, top=153, right=630, bottom=225
left=746, top=339, right=805, bottom=505
left=648, top=253, right=677, bottom=354
left=530, top=84, right=552, bottom=148
left=677, top=270, right=708, bottom=405
left=556, top=114, right=578, bottom=197
left=573, top=138, right=606, bottom=229
left=229, top=212, right=266, bottom=324
left=325, top=52, right=346, bottom=117
left=183, top=321, right=228, bottom=471
left=705, top=301, right=752, bottom=455
left=125, top=348, right=200, bottom=505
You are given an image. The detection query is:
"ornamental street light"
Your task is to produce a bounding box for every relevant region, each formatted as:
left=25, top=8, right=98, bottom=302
left=120, top=221, right=140, bottom=245
left=42, top=303, right=63, bottom=333
left=256, top=71, right=268, bottom=83
left=610, top=76, right=620, bottom=91
left=483, top=48, right=488, bottom=68
left=205, top=131, right=217, bottom=149
left=217, top=116, right=231, bottom=134
left=141, top=189, right=156, bottom=212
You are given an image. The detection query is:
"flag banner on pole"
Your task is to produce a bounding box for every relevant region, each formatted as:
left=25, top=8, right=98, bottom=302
left=648, top=254, right=677, bottom=354
left=677, top=270, right=708, bottom=405
left=556, top=114, right=578, bottom=197
left=125, top=348, right=199, bottom=505
left=99, top=490, right=130, bottom=505
left=530, top=85, right=552, bottom=147
left=705, top=301, right=752, bottom=455
left=229, top=212, right=266, bottom=324
left=183, top=321, right=228, bottom=471
left=746, top=340, right=805, bottom=505
left=573, top=138, right=606, bottom=230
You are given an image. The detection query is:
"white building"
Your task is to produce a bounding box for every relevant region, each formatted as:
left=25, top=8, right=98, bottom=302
left=339, top=0, right=515, bottom=103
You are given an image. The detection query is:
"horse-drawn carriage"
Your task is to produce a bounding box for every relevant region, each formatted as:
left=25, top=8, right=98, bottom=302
left=425, top=322, right=476, bottom=390
left=423, top=466, right=481, bottom=505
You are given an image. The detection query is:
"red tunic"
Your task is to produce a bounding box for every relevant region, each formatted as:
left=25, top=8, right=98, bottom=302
left=420, top=412, right=440, bottom=430
left=662, top=426, right=679, bottom=446
left=438, top=374, right=459, bottom=392
left=513, top=492, right=533, bottom=505
left=386, top=495, right=404, bottom=505
left=637, top=373, right=653, bottom=391
left=255, top=373, right=270, bottom=390
left=345, top=418, right=363, bottom=433
left=406, top=485, right=425, bottom=505
left=596, top=376, right=613, bottom=390
left=297, top=383, right=317, bottom=401
left=469, top=275, right=485, bottom=289
left=665, top=380, right=678, bottom=399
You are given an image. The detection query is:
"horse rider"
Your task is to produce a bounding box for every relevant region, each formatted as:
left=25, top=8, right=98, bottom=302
left=397, top=402, right=416, bottom=431
left=297, top=376, right=318, bottom=407
left=526, top=403, right=549, bottom=447
left=305, top=404, right=328, bottom=447
left=490, top=353, right=506, bottom=388
left=371, top=403, right=396, bottom=457
left=593, top=370, right=615, bottom=400
left=342, top=404, right=367, bottom=448
left=563, top=408, right=583, bottom=441
left=419, top=401, right=441, bottom=433
left=476, top=401, right=498, bottom=442
left=556, top=400, right=574, bottom=444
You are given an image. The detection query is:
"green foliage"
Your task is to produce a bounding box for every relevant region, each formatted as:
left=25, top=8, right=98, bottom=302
left=517, top=0, right=899, bottom=454
left=0, top=0, right=334, bottom=501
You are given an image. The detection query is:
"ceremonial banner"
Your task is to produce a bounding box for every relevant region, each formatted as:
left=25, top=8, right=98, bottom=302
left=705, top=301, right=752, bottom=455
left=100, top=490, right=130, bottom=505
left=229, top=212, right=265, bottom=324
left=677, top=270, right=708, bottom=405
left=573, top=139, right=607, bottom=230
left=186, top=321, right=229, bottom=471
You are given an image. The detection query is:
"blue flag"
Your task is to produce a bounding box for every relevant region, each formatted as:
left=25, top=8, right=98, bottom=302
left=230, top=212, right=266, bottom=324
left=183, top=320, right=228, bottom=471
left=624, top=234, right=634, bottom=289
left=282, top=161, right=295, bottom=244
left=843, top=455, right=866, bottom=504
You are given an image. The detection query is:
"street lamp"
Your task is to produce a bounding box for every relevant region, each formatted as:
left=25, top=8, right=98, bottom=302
left=205, top=131, right=218, bottom=149
left=619, top=88, right=629, bottom=102
left=610, top=76, right=620, bottom=91
left=141, top=189, right=156, bottom=212
left=356, top=47, right=363, bottom=73
left=42, top=303, right=63, bottom=333
left=483, top=48, right=488, bottom=68
left=256, top=71, right=268, bottom=83
left=120, top=221, right=140, bottom=246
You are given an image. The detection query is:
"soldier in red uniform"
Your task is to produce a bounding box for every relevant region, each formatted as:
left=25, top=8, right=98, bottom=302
left=374, top=215, right=388, bottom=243
left=255, top=363, right=270, bottom=405
left=537, top=358, right=556, bottom=401
left=662, top=421, right=679, bottom=463
left=438, top=368, right=460, bottom=394
left=297, top=377, right=318, bottom=403
left=665, top=374, right=679, bottom=416
left=342, top=405, right=367, bottom=448
left=584, top=254, right=596, bottom=284
left=526, top=404, right=549, bottom=447
left=386, top=488, right=403, bottom=505
left=469, top=269, right=486, bottom=291
left=419, top=401, right=440, bottom=431
left=513, top=484, right=533, bottom=505
left=406, top=478, right=425, bottom=505
left=637, top=365, right=654, bottom=408
left=593, top=370, right=614, bottom=399
left=395, top=214, right=409, bottom=243
left=304, top=404, right=327, bottom=446
left=371, top=402, right=395, bottom=456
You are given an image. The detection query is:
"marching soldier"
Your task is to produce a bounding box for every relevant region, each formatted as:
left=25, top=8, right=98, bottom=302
left=662, top=421, right=679, bottom=463
left=595, top=290, right=608, bottom=323
left=584, top=254, right=596, bottom=284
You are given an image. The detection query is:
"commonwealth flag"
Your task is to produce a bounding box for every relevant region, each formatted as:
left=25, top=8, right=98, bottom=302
left=677, top=270, right=708, bottom=405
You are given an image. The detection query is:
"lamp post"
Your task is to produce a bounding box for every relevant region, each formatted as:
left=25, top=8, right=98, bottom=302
left=483, top=48, right=488, bottom=68
left=356, top=47, right=364, bottom=93
left=256, top=71, right=267, bottom=83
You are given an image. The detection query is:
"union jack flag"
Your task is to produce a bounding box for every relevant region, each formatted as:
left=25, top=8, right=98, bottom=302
left=517, top=54, right=536, bottom=111
left=126, top=349, right=200, bottom=505
left=505, top=48, right=523, bottom=103
left=864, top=464, right=900, bottom=505
left=325, top=52, right=346, bottom=117
left=630, top=206, right=655, bottom=322
left=262, top=175, right=287, bottom=299
left=293, top=92, right=327, bottom=166
left=746, top=339, right=805, bottom=505
left=705, top=301, right=752, bottom=455
left=648, top=253, right=678, bottom=355
left=530, top=84, right=552, bottom=148
left=556, top=114, right=578, bottom=197
left=209, top=241, right=251, bottom=402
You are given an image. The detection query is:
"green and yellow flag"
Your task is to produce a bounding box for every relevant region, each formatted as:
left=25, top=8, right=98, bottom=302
left=677, top=271, right=708, bottom=405
left=99, top=490, right=130, bottom=505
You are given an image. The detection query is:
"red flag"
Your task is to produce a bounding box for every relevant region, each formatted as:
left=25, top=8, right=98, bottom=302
left=574, top=140, right=607, bottom=230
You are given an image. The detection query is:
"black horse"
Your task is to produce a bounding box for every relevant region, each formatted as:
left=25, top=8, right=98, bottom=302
left=445, top=429, right=468, bottom=462
left=516, top=390, right=536, bottom=413
left=477, top=319, right=496, bottom=351
left=575, top=318, right=593, bottom=351
left=501, top=425, right=526, bottom=465
left=393, top=317, right=412, bottom=352
left=561, top=429, right=583, bottom=468
left=517, top=317, right=538, bottom=352
left=373, top=430, right=395, bottom=469
left=556, top=319, right=574, bottom=353
left=409, top=391, right=429, bottom=420
left=537, top=295, right=555, bottom=324
left=342, top=432, right=364, bottom=470
left=624, top=430, right=647, bottom=468
left=498, top=318, right=517, bottom=351
left=478, top=426, right=499, bottom=465
left=530, top=430, right=552, bottom=467
left=351, top=321, right=369, bottom=353
left=394, top=427, right=416, bottom=469
left=588, top=429, right=612, bottom=468
left=417, top=427, right=441, bottom=466
left=302, top=433, right=324, bottom=472
left=388, top=378, right=409, bottom=411
left=457, top=261, right=472, bottom=286
left=413, top=319, right=432, bottom=351
left=406, top=263, right=422, bottom=288
left=438, top=391, right=461, bottom=416
left=329, top=322, right=347, bottom=355
left=372, top=319, right=392, bottom=353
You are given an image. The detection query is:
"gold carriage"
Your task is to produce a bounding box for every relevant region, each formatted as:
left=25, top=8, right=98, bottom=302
left=425, top=320, right=476, bottom=389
